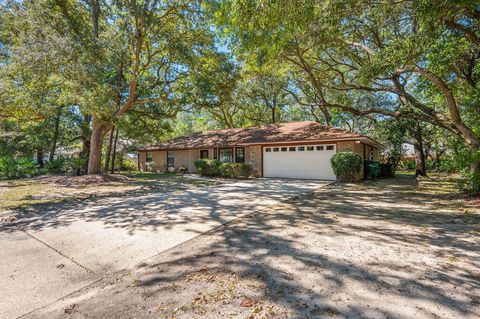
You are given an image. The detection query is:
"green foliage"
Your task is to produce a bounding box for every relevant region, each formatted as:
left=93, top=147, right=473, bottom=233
left=43, top=157, right=87, bottom=175
left=44, top=157, right=67, bottom=174
left=218, top=163, right=253, bottom=179
left=460, top=171, right=480, bottom=197
left=398, top=160, right=416, bottom=171
left=330, top=152, right=363, bottom=182
left=121, top=159, right=137, bottom=172
left=194, top=159, right=252, bottom=179
left=62, top=157, right=87, bottom=176
left=194, top=159, right=223, bottom=176
left=0, top=157, right=37, bottom=179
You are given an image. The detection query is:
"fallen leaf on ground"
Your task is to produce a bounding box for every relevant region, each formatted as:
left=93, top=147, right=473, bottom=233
left=64, top=304, right=76, bottom=314
left=241, top=297, right=257, bottom=307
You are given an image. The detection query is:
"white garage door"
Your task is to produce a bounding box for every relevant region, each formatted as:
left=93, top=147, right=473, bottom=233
left=263, top=144, right=337, bottom=180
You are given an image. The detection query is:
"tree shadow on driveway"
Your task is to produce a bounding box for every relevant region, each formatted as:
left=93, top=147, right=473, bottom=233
left=2, top=179, right=325, bottom=236
left=34, top=175, right=480, bottom=319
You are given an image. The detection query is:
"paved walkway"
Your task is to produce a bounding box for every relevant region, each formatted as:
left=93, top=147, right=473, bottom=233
left=0, top=178, right=329, bottom=319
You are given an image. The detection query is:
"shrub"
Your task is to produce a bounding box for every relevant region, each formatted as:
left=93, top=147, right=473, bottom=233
left=63, top=157, right=87, bottom=175
left=45, top=157, right=67, bottom=174
left=121, top=159, right=137, bottom=171
left=194, top=159, right=222, bottom=176
left=330, top=151, right=363, bottom=182
left=460, top=171, right=480, bottom=197
left=0, top=156, right=37, bottom=179
left=398, top=159, right=415, bottom=170
left=219, top=163, right=253, bottom=179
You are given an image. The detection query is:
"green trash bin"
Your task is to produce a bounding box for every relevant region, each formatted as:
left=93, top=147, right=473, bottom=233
left=364, top=160, right=380, bottom=179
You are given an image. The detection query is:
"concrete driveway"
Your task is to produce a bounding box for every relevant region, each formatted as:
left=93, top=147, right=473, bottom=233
left=0, top=178, right=329, bottom=319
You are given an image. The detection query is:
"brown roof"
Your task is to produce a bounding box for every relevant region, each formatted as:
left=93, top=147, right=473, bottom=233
left=139, top=121, right=377, bottom=151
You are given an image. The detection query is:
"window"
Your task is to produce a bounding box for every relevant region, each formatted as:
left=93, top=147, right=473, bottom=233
left=281, top=147, right=288, bottom=152
left=289, top=147, right=296, bottom=151
left=370, top=151, right=374, bottom=161
left=273, top=147, right=279, bottom=152
left=298, top=146, right=305, bottom=151
left=214, top=148, right=218, bottom=159
left=235, top=147, right=245, bottom=163
left=167, top=150, right=174, bottom=167
left=219, top=148, right=233, bottom=162
left=146, top=152, right=153, bottom=162
left=307, top=146, right=314, bottom=151
left=265, top=148, right=271, bottom=152
left=316, top=145, right=324, bottom=151
left=200, top=150, right=209, bottom=159
left=326, top=145, right=335, bottom=151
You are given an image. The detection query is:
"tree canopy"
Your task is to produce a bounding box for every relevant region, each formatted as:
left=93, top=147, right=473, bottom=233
left=0, top=0, right=479, bottom=192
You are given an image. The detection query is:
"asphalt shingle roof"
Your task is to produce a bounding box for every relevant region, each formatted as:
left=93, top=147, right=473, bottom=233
left=138, top=121, right=371, bottom=151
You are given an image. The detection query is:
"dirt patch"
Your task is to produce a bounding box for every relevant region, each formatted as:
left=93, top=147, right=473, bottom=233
left=53, top=174, right=134, bottom=186
left=0, top=173, right=221, bottom=213
left=29, top=174, right=480, bottom=319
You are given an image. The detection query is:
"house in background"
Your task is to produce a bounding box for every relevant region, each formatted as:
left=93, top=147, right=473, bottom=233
left=137, top=121, right=381, bottom=180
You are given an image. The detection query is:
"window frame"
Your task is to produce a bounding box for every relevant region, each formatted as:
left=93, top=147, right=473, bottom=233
left=200, top=149, right=209, bottom=159
left=146, top=151, right=153, bottom=163
left=235, top=147, right=245, bottom=163
left=219, top=148, right=234, bottom=163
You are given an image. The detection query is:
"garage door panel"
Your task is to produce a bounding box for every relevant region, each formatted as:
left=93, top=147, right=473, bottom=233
left=263, top=145, right=336, bottom=180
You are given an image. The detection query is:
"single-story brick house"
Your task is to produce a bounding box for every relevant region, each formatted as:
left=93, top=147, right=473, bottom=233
left=137, top=121, right=381, bottom=180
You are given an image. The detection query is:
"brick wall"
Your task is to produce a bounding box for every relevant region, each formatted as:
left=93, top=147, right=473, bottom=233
left=138, top=151, right=146, bottom=171
left=247, top=145, right=262, bottom=177
left=138, top=151, right=167, bottom=172
left=364, top=145, right=380, bottom=161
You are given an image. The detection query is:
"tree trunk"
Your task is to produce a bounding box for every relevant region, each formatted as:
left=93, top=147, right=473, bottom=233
left=413, top=123, right=427, bottom=177
left=110, top=127, right=119, bottom=174
left=37, top=148, right=44, bottom=168
left=271, top=107, right=276, bottom=123
left=49, top=108, right=61, bottom=162
left=78, top=115, right=92, bottom=175
left=104, top=126, right=115, bottom=173
left=87, top=116, right=108, bottom=175
left=470, top=145, right=480, bottom=175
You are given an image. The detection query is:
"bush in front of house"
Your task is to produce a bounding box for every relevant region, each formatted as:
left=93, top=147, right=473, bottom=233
left=194, top=159, right=222, bottom=176
left=219, top=163, right=253, bottom=179
left=194, top=159, right=252, bottom=178
left=330, top=151, right=363, bottom=182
